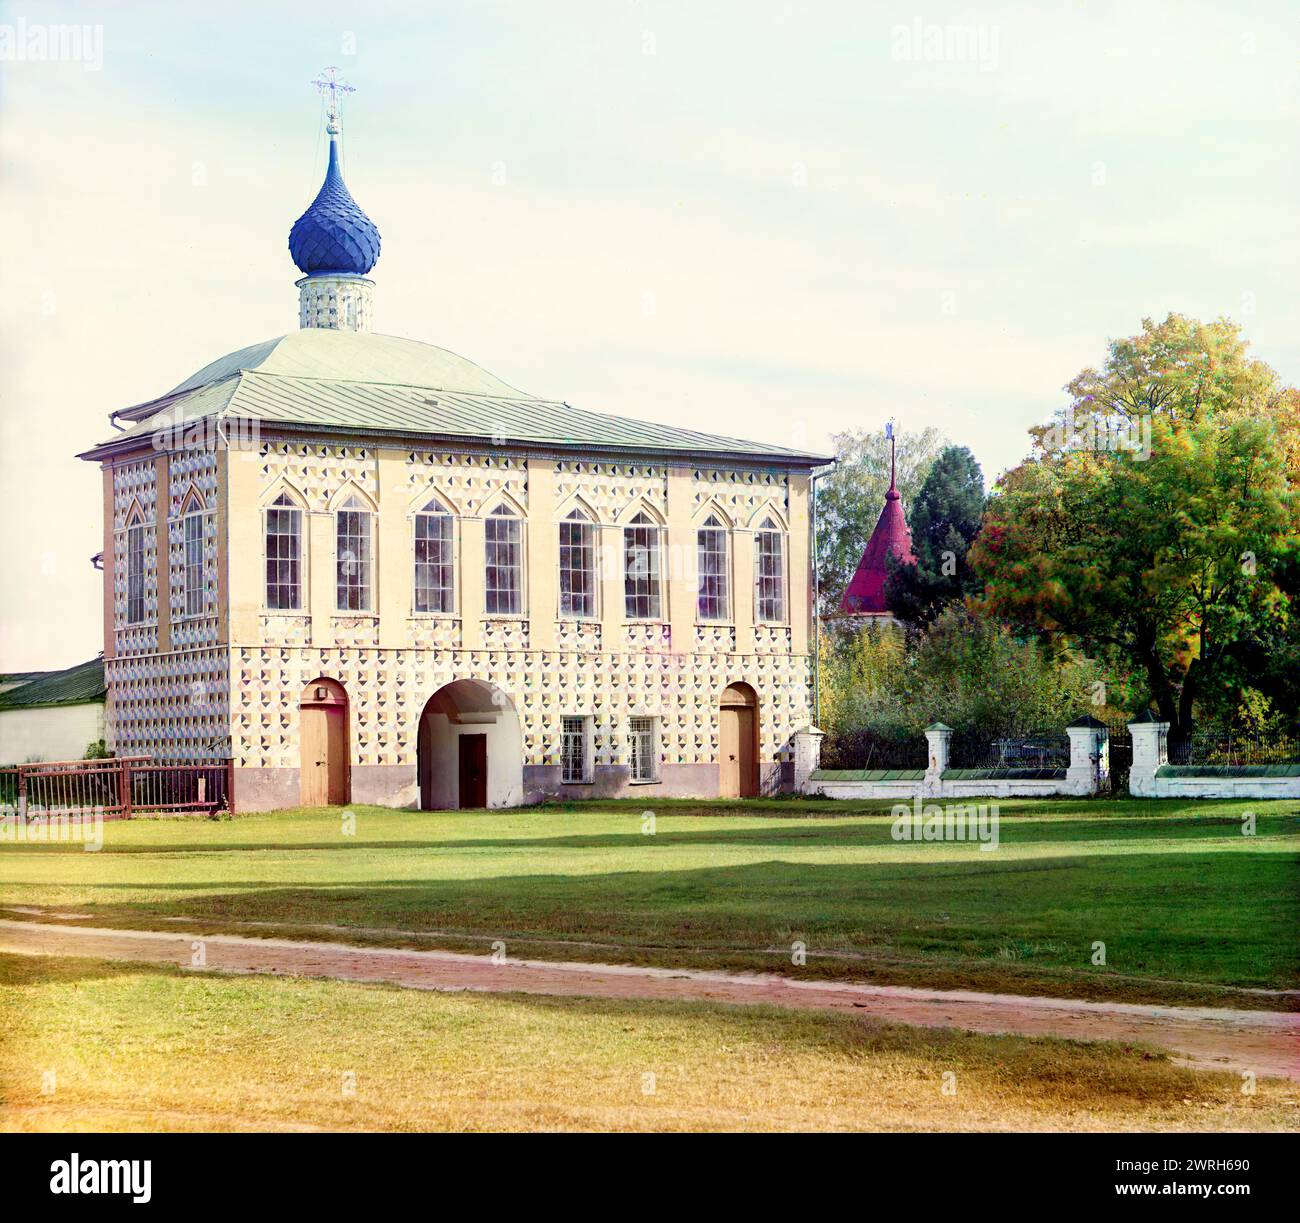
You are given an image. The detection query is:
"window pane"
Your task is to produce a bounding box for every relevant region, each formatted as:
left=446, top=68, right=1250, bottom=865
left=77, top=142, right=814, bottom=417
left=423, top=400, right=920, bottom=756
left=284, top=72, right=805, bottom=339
left=696, top=524, right=730, bottom=621
left=183, top=513, right=204, bottom=617
left=561, top=715, right=588, bottom=783
left=336, top=509, right=372, bottom=612
left=755, top=529, right=786, bottom=622
left=484, top=512, right=522, bottom=615
left=265, top=506, right=302, bottom=610
left=628, top=716, right=657, bottom=782
left=623, top=523, right=662, bottom=619
left=126, top=522, right=147, bottom=624
left=559, top=519, right=595, bottom=617
left=414, top=512, right=454, bottom=614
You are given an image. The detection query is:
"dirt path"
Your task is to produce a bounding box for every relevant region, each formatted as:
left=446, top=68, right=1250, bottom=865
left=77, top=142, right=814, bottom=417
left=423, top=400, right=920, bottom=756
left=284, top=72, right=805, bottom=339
left=3, top=918, right=1296, bottom=1080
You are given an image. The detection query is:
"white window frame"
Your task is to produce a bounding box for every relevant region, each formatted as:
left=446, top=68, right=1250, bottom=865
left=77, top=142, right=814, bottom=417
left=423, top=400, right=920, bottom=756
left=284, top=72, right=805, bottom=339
left=484, top=504, right=524, bottom=616
left=558, top=509, right=597, bottom=619
left=335, top=496, right=374, bottom=613
left=125, top=515, right=148, bottom=625
left=623, top=513, right=663, bottom=621
left=181, top=509, right=205, bottom=619
left=560, top=714, right=594, bottom=784
left=264, top=493, right=304, bottom=612
left=696, top=515, right=731, bottom=622
left=413, top=501, right=456, bottom=615
left=753, top=519, right=787, bottom=624
left=627, top=715, right=660, bottom=783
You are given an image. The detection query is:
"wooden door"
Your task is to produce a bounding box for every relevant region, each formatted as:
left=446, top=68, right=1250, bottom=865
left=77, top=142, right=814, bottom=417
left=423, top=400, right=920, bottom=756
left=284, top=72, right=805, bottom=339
left=458, top=734, right=487, bottom=808
left=719, top=683, right=758, bottom=799
left=301, top=706, right=329, bottom=806
left=720, top=706, right=740, bottom=798
left=735, top=706, right=757, bottom=797
left=300, top=680, right=349, bottom=806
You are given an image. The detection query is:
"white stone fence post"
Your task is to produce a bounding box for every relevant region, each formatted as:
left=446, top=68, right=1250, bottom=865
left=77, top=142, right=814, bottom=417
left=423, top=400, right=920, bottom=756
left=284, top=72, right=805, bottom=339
left=1127, top=713, right=1169, bottom=798
left=1066, top=715, right=1109, bottom=795
left=792, top=727, right=825, bottom=794
left=923, top=722, right=951, bottom=797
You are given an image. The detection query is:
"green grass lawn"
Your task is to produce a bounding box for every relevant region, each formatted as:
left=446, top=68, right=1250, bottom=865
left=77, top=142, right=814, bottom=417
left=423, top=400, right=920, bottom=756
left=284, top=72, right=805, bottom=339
left=4, top=952, right=1296, bottom=1132
left=2, top=797, right=1296, bottom=1006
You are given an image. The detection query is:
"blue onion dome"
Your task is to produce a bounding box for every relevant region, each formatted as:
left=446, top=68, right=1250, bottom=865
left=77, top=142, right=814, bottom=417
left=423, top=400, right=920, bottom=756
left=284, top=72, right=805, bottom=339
left=288, top=134, right=381, bottom=276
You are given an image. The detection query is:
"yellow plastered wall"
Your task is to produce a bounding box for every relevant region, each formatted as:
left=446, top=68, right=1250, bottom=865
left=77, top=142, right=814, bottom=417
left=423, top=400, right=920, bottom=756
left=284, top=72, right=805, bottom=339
left=307, top=510, right=334, bottom=647
left=459, top=516, right=484, bottom=648
left=526, top=457, right=556, bottom=649
left=376, top=447, right=408, bottom=648
left=154, top=453, right=172, bottom=654
left=665, top=465, right=695, bottom=653
left=788, top=471, right=810, bottom=654
left=226, top=447, right=263, bottom=644
left=733, top=527, right=755, bottom=654
left=101, top=466, right=115, bottom=660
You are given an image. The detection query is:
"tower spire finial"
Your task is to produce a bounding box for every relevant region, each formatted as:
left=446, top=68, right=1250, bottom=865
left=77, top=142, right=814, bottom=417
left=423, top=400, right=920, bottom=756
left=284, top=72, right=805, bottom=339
left=885, top=419, right=897, bottom=491
left=312, top=66, right=355, bottom=136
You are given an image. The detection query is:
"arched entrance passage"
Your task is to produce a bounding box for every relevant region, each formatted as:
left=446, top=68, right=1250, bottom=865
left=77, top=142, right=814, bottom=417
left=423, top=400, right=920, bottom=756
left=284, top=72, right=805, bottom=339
left=719, top=682, right=759, bottom=798
left=417, top=679, right=523, bottom=809
left=300, top=678, right=350, bottom=806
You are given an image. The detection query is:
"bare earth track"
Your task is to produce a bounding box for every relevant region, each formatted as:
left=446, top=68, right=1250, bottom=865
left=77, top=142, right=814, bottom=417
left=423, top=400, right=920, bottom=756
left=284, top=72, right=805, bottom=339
left=2, top=918, right=1296, bottom=1080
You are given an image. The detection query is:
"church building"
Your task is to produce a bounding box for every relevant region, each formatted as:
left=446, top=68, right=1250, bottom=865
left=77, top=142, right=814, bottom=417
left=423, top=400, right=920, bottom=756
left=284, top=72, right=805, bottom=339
left=78, top=81, right=828, bottom=811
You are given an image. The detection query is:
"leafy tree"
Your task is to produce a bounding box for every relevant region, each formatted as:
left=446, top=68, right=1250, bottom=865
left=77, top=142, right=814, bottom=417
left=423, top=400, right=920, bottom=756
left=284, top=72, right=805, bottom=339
left=883, top=445, right=986, bottom=626
left=972, top=414, right=1299, bottom=738
left=1031, top=312, right=1300, bottom=479
left=815, top=425, right=945, bottom=617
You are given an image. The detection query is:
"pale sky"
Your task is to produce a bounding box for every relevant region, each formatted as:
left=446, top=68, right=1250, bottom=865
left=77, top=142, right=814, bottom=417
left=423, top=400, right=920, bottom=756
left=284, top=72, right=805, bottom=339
left=2, top=0, right=1297, bottom=671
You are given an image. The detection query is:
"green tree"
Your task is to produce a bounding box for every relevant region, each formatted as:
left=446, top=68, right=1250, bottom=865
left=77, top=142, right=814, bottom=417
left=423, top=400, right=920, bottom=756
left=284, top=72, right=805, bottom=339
left=972, top=415, right=1299, bottom=738
left=883, top=445, right=986, bottom=626
left=815, top=425, right=945, bottom=617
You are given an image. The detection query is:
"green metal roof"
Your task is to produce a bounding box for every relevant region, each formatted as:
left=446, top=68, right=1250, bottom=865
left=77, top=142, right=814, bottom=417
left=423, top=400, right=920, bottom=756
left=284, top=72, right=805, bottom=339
left=0, top=658, right=106, bottom=711
left=1156, top=763, right=1300, bottom=779
left=164, top=331, right=526, bottom=400
left=84, top=331, right=830, bottom=466
left=941, top=767, right=1067, bottom=781
left=810, top=769, right=926, bottom=782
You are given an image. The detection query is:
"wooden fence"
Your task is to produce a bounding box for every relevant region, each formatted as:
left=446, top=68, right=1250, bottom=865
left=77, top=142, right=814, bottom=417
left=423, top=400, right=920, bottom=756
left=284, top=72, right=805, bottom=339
left=0, top=756, right=234, bottom=818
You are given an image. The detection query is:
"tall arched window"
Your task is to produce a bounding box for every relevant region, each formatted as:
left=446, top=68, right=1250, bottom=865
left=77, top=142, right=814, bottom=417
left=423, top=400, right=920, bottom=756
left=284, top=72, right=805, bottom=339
left=413, top=497, right=455, bottom=614
left=265, top=492, right=303, bottom=610
left=754, top=517, right=786, bottom=623
left=335, top=495, right=373, bottom=612
left=559, top=508, right=596, bottom=618
left=624, top=512, right=662, bottom=620
left=181, top=498, right=206, bottom=618
left=125, top=508, right=148, bottom=625
left=696, top=514, right=730, bottom=621
left=484, top=504, right=523, bottom=615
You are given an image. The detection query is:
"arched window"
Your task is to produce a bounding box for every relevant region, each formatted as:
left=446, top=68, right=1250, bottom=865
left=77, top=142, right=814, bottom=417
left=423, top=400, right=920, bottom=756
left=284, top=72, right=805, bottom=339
left=754, top=517, right=786, bottom=623
left=696, top=514, right=730, bottom=621
left=265, top=492, right=303, bottom=610
left=559, top=508, right=596, bottom=618
left=336, top=495, right=373, bottom=612
left=484, top=504, right=523, bottom=615
left=413, top=497, right=455, bottom=614
left=624, top=512, right=662, bottom=620
left=182, top=505, right=205, bottom=618
left=125, top=508, right=148, bottom=625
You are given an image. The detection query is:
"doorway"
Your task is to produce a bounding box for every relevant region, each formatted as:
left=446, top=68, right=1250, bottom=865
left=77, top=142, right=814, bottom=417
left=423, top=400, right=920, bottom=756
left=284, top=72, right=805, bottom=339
left=299, top=678, right=350, bottom=806
left=416, top=679, right=523, bottom=809
left=719, top=682, right=759, bottom=798
left=458, top=734, right=487, bottom=808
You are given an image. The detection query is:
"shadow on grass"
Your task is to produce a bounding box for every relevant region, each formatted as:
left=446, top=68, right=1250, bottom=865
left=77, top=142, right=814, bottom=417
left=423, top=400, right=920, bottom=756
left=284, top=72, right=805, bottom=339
left=18, top=850, right=1297, bottom=998
left=4, top=812, right=1295, bottom=857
